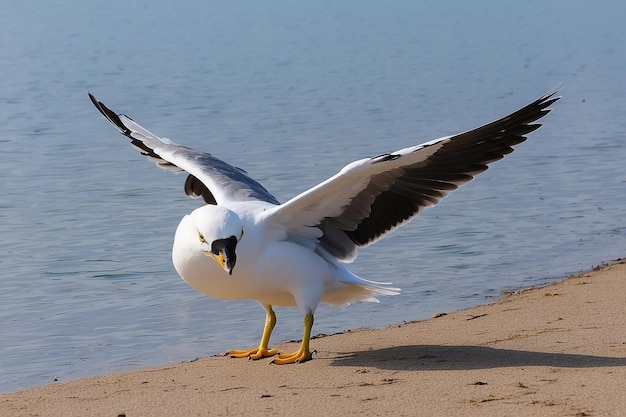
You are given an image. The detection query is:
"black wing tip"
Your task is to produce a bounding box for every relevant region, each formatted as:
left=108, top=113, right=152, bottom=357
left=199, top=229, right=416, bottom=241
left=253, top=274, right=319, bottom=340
left=519, top=87, right=562, bottom=130
left=88, top=92, right=106, bottom=118
left=88, top=93, right=133, bottom=136
left=538, top=84, right=563, bottom=108
left=87, top=92, right=98, bottom=106
left=490, top=86, right=561, bottom=134
left=88, top=92, right=110, bottom=118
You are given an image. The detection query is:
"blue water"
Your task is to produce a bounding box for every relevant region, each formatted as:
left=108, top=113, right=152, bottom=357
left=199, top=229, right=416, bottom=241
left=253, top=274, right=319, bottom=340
left=1, top=0, right=625, bottom=393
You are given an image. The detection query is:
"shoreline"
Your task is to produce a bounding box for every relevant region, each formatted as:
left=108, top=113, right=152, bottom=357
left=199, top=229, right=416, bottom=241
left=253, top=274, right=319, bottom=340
left=2, top=258, right=625, bottom=416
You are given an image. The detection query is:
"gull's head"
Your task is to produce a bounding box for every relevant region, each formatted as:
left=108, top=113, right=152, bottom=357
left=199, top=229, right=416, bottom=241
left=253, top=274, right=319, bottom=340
left=179, top=205, right=244, bottom=276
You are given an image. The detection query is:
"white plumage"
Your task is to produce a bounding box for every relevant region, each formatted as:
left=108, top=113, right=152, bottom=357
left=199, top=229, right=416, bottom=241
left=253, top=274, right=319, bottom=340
left=90, top=89, right=559, bottom=363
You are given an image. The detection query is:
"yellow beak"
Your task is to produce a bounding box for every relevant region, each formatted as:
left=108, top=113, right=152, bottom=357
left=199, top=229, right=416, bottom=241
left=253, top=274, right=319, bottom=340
left=206, top=236, right=237, bottom=275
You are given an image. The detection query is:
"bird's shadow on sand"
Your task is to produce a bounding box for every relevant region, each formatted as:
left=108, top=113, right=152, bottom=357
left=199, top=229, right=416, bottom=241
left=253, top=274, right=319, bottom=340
left=329, top=345, right=626, bottom=371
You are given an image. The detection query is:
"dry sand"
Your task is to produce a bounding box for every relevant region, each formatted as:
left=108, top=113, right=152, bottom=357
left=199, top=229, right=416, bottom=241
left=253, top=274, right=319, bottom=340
left=2, top=259, right=625, bottom=417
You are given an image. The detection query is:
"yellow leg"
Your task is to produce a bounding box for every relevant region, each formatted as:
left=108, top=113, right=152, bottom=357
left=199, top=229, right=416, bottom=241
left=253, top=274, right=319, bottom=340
left=271, top=313, right=314, bottom=365
left=225, top=305, right=279, bottom=360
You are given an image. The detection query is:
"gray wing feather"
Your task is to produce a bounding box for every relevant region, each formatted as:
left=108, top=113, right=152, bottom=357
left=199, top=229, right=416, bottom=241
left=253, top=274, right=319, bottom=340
left=266, top=89, right=559, bottom=262
left=339, top=90, right=559, bottom=250
left=89, top=94, right=279, bottom=206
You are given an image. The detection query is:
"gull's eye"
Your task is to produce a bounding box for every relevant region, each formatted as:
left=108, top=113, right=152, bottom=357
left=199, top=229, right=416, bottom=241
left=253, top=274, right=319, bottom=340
left=198, top=233, right=205, bottom=243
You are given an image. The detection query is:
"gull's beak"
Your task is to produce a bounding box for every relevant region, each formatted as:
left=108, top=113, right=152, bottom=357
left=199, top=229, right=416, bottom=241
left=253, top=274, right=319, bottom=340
left=209, top=236, right=238, bottom=275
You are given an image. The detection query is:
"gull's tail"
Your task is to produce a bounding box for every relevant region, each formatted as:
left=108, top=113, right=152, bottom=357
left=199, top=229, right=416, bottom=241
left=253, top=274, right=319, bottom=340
left=321, top=266, right=401, bottom=306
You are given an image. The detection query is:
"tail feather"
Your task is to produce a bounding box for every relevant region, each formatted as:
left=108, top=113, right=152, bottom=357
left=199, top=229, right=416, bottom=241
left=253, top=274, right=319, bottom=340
left=321, top=268, right=400, bottom=306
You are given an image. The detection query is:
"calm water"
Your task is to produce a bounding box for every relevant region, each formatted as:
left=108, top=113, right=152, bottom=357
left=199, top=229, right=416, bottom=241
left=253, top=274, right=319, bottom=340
left=1, top=0, right=625, bottom=393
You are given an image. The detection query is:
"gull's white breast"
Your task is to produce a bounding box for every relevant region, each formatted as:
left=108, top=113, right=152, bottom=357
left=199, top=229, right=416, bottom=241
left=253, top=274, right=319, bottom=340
left=172, top=210, right=334, bottom=310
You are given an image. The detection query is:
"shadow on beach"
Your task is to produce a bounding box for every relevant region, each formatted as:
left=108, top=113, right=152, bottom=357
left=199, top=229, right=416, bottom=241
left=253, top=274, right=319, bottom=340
left=329, top=344, right=626, bottom=371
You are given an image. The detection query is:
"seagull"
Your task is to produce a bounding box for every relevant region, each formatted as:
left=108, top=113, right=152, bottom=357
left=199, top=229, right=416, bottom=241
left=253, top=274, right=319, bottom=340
left=89, top=89, right=559, bottom=364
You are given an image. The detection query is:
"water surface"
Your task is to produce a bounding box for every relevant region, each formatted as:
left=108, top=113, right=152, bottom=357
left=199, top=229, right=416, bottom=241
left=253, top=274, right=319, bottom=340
left=1, top=0, right=625, bottom=392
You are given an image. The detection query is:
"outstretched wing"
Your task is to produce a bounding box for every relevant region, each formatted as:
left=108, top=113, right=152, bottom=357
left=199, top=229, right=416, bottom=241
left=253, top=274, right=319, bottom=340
left=265, top=89, right=560, bottom=262
left=89, top=94, right=279, bottom=206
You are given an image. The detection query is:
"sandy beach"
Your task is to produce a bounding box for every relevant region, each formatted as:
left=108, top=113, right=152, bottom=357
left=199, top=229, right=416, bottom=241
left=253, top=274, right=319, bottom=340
left=1, top=259, right=624, bottom=417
